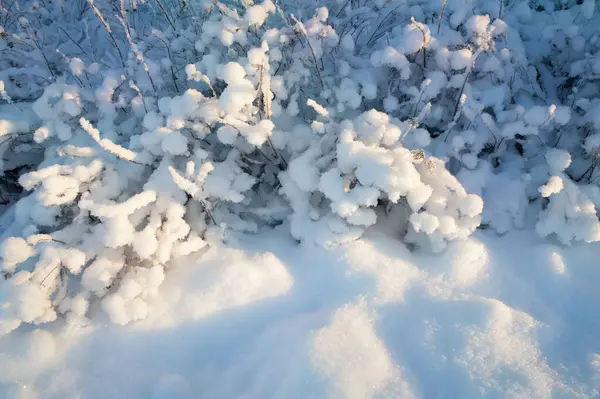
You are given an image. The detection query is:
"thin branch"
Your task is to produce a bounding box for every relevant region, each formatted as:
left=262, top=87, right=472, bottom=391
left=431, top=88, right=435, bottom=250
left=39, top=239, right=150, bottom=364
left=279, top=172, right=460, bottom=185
left=155, top=0, right=176, bottom=32
left=87, top=0, right=126, bottom=68
left=290, top=14, right=324, bottom=90
left=437, top=0, right=447, bottom=34
left=57, top=26, right=96, bottom=63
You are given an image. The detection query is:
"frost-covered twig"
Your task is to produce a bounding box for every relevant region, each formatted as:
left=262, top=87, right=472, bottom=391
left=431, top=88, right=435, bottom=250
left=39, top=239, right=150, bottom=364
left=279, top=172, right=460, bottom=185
left=290, top=14, right=324, bottom=89
left=168, top=165, right=199, bottom=197
left=117, top=15, right=157, bottom=94
left=80, top=118, right=148, bottom=164
left=306, top=99, right=329, bottom=118
left=129, top=80, right=147, bottom=112
left=168, top=165, right=217, bottom=224
left=437, top=0, right=447, bottom=34
left=87, top=0, right=126, bottom=67
left=257, top=65, right=271, bottom=119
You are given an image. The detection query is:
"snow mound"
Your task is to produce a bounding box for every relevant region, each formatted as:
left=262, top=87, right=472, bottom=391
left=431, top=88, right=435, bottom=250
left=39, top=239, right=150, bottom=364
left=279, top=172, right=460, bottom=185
left=311, top=298, right=414, bottom=399
left=0, top=229, right=598, bottom=398
left=140, top=246, right=294, bottom=329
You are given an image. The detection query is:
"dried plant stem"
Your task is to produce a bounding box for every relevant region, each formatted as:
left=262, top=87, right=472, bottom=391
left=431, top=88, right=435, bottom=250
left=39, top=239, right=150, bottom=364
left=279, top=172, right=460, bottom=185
left=257, top=65, right=272, bottom=120
left=87, top=0, right=126, bottom=68
left=437, top=0, right=447, bottom=34
left=153, top=34, right=180, bottom=93
left=57, top=26, right=96, bottom=63
left=155, top=0, right=176, bottom=32
left=129, top=80, right=148, bottom=112
left=290, top=14, right=324, bottom=89
left=117, top=15, right=157, bottom=94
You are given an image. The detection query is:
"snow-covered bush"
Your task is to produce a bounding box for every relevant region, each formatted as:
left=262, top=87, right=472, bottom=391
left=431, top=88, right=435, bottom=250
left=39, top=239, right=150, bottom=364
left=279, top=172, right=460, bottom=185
left=280, top=109, right=482, bottom=252
left=536, top=149, right=600, bottom=244
left=2, top=0, right=600, bottom=332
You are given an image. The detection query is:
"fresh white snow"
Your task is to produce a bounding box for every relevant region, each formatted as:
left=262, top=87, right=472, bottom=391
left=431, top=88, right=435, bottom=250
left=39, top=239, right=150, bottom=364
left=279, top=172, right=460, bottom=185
left=1, top=225, right=599, bottom=398
left=2, top=0, right=600, bottom=397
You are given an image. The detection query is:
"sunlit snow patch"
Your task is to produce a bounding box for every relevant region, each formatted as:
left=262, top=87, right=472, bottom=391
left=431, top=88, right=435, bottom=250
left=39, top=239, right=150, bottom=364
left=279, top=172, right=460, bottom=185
left=310, top=298, right=414, bottom=399
left=138, top=247, right=293, bottom=329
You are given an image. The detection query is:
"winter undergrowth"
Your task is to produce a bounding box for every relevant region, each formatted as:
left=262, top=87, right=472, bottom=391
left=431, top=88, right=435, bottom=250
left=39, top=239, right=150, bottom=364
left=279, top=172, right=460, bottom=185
left=0, top=0, right=599, bottom=333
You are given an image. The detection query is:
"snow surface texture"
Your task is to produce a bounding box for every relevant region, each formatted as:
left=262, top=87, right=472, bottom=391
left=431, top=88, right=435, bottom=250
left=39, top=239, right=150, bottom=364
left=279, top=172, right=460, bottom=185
left=1, top=226, right=600, bottom=399
left=2, top=0, right=600, bottom=397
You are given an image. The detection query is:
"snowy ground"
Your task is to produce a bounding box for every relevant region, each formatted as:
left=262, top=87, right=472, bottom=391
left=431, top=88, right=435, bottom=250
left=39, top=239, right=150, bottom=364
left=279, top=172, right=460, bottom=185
left=1, top=225, right=600, bottom=399
left=3, top=0, right=600, bottom=397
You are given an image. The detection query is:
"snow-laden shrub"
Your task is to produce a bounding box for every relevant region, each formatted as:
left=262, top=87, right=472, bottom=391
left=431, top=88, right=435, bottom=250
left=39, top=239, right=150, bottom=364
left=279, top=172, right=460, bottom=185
left=536, top=149, right=600, bottom=244
left=0, top=1, right=485, bottom=333
left=0, top=72, right=269, bottom=330
left=0, top=104, right=40, bottom=208
left=3, top=0, right=600, bottom=333
left=280, top=109, right=482, bottom=251
left=316, top=0, right=600, bottom=240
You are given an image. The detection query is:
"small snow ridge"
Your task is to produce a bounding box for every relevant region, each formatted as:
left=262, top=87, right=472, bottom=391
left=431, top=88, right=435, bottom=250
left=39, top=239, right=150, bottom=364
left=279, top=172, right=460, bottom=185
left=311, top=299, right=414, bottom=399
left=449, top=240, right=489, bottom=286
left=457, top=299, right=555, bottom=398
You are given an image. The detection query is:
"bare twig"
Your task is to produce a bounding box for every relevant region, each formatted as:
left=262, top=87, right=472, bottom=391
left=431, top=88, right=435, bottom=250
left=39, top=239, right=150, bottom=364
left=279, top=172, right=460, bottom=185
left=155, top=0, right=176, bottom=32
left=87, top=0, right=126, bottom=67
left=57, top=26, right=96, bottom=63
left=152, top=31, right=180, bottom=93
left=290, top=14, right=324, bottom=89
left=117, top=14, right=157, bottom=94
